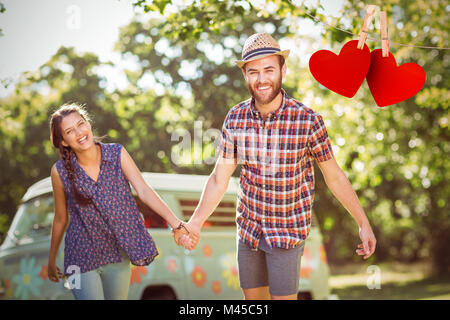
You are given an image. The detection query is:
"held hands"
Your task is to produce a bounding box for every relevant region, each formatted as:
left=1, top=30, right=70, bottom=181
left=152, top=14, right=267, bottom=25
left=356, top=223, right=377, bottom=260
left=172, top=221, right=200, bottom=251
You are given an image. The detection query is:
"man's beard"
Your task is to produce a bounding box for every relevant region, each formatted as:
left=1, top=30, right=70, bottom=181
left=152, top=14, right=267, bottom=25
left=247, top=73, right=282, bottom=105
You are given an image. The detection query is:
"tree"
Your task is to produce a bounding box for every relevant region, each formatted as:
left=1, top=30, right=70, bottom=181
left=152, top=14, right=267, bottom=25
left=320, top=0, right=449, bottom=275
left=114, top=15, right=293, bottom=174
left=0, top=47, right=118, bottom=239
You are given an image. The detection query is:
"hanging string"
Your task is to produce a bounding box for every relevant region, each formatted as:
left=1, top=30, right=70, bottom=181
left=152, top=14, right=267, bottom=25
left=287, top=1, right=450, bottom=50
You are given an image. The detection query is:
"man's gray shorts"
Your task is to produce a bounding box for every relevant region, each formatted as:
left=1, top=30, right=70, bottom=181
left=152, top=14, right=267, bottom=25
left=237, top=238, right=305, bottom=296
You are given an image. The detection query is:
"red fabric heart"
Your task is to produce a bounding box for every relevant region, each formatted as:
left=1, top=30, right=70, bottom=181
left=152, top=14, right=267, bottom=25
left=366, top=49, right=426, bottom=107
left=309, top=40, right=371, bottom=98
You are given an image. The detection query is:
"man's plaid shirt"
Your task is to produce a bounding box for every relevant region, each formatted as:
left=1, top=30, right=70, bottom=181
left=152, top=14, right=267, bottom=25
left=218, top=89, right=334, bottom=250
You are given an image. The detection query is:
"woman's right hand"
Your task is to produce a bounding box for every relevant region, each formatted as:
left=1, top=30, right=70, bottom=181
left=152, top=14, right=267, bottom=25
left=48, top=263, right=63, bottom=282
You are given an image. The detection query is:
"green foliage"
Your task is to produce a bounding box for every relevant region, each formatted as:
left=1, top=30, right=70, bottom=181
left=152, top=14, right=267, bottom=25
left=0, top=2, right=5, bottom=36
left=314, top=0, right=449, bottom=274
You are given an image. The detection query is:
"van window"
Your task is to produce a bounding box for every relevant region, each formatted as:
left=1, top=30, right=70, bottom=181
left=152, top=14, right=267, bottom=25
left=9, top=195, right=54, bottom=242
left=178, top=199, right=236, bottom=228
left=135, top=197, right=168, bottom=229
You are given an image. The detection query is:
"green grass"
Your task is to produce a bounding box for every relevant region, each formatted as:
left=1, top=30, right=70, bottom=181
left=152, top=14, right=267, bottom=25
left=328, top=261, right=450, bottom=300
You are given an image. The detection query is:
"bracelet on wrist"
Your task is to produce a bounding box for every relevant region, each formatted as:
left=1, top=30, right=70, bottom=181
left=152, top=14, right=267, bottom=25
left=171, top=222, right=189, bottom=234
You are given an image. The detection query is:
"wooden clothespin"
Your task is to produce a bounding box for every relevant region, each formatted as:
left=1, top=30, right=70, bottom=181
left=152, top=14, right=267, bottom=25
left=380, top=11, right=389, bottom=57
left=357, top=4, right=376, bottom=50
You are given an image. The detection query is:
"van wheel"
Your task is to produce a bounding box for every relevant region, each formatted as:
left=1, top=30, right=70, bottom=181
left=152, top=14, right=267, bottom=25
left=141, top=285, right=177, bottom=300
left=297, top=292, right=313, bottom=300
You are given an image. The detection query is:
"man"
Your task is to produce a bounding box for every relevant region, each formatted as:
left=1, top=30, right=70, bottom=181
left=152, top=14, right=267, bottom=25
left=181, top=33, right=376, bottom=300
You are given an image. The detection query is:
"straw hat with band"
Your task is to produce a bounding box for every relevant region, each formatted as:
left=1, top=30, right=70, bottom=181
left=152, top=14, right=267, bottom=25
left=235, top=33, right=290, bottom=69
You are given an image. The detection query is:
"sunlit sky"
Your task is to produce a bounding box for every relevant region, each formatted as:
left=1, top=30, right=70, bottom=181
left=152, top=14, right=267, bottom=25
left=0, top=0, right=344, bottom=97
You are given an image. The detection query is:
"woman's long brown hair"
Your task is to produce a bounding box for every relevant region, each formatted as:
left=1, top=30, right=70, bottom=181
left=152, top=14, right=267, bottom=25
left=50, top=103, right=101, bottom=206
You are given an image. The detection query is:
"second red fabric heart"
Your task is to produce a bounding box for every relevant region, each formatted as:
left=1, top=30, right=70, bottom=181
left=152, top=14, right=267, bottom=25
left=309, top=40, right=371, bottom=98
left=366, top=49, right=427, bottom=107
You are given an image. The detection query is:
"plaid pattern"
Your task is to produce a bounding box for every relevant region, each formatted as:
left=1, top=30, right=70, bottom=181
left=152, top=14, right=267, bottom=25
left=219, top=90, right=334, bottom=250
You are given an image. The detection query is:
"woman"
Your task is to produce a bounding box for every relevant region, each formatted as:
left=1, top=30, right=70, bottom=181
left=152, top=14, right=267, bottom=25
left=47, top=103, right=197, bottom=299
